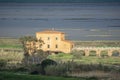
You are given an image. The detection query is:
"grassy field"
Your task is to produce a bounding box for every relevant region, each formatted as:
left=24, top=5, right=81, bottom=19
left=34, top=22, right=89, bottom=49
left=0, top=52, right=24, bottom=63
left=0, top=38, right=120, bottom=65
left=0, top=72, right=86, bottom=80
left=0, top=38, right=120, bottom=48
left=48, top=53, right=120, bottom=65
left=74, top=40, right=120, bottom=47
left=0, top=38, right=22, bottom=49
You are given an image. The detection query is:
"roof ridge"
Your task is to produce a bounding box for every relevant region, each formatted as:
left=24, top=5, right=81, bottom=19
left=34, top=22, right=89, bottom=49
left=36, top=30, right=64, bottom=34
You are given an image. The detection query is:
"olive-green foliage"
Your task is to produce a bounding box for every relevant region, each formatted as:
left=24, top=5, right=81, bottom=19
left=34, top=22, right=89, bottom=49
left=0, top=52, right=24, bottom=71
left=14, top=67, right=29, bottom=72
left=0, top=60, right=7, bottom=70
left=30, top=64, right=43, bottom=75
left=71, top=50, right=84, bottom=59
left=100, top=51, right=108, bottom=58
left=41, top=59, right=57, bottom=68
left=70, top=63, right=112, bottom=72
left=48, top=53, right=73, bottom=62
left=0, top=52, right=24, bottom=62
left=0, top=72, right=80, bottom=80
left=0, top=38, right=22, bottom=49
left=45, top=61, right=120, bottom=77
left=28, top=59, right=57, bottom=75
left=86, top=77, right=98, bottom=80
left=36, top=50, right=49, bottom=61
left=45, top=63, right=68, bottom=76
left=45, top=61, right=67, bottom=76
left=89, top=51, right=96, bottom=56
left=19, top=36, right=36, bottom=54
left=49, top=53, right=120, bottom=65
left=23, top=50, right=49, bottom=65
left=19, top=36, right=44, bottom=55
left=22, top=50, right=51, bottom=75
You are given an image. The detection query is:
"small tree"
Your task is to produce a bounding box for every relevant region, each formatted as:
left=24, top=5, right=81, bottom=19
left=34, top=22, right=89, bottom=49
left=22, top=49, right=50, bottom=74
left=19, top=36, right=44, bottom=55
left=71, top=50, right=83, bottom=59
left=22, top=49, right=49, bottom=65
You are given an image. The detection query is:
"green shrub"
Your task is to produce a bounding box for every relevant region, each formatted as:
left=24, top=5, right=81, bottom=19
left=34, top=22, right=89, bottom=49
left=57, top=53, right=65, bottom=57
left=29, top=64, right=43, bottom=75
left=89, top=51, right=96, bottom=56
left=71, top=50, right=83, bottom=59
left=41, top=59, right=57, bottom=68
left=0, top=60, right=7, bottom=70
left=15, top=67, right=29, bottom=72
left=45, top=64, right=68, bottom=76
left=87, top=77, right=98, bottom=80
left=100, top=51, right=108, bottom=57
left=22, top=50, right=49, bottom=65
left=28, top=59, right=57, bottom=75
left=41, top=59, right=57, bottom=75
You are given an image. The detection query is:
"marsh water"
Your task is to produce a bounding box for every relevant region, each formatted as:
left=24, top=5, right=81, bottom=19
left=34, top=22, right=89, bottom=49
left=0, top=3, right=120, bottom=40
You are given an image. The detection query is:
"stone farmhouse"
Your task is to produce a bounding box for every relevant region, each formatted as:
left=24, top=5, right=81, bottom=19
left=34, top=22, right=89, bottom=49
left=35, top=30, right=74, bottom=53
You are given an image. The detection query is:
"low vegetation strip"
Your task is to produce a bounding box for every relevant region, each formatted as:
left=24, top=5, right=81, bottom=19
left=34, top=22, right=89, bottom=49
left=0, top=44, right=22, bottom=49
left=74, top=41, right=120, bottom=47
left=1, top=38, right=120, bottom=49
left=0, top=72, right=81, bottom=80
left=0, top=38, right=22, bottom=49
left=48, top=53, right=120, bottom=65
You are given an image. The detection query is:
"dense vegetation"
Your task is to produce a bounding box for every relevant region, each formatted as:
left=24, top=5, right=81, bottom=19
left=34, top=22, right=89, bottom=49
left=0, top=52, right=120, bottom=80
left=0, top=72, right=80, bottom=80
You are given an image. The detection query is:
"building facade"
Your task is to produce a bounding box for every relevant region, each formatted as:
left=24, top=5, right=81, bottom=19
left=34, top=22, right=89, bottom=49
left=36, top=30, right=74, bottom=53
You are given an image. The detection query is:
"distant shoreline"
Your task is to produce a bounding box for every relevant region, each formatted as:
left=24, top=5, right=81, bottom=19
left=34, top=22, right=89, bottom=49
left=0, top=2, right=120, bottom=6
left=0, top=2, right=120, bottom=4
left=0, top=37, right=120, bottom=41
left=0, top=0, right=120, bottom=3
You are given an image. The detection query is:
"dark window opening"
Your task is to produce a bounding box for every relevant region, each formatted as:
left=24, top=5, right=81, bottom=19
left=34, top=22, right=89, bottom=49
left=48, top=37, right=50, bottom=40
left=56, top=37, right=58, bottom=40
left=56, top=44, right=58, bottom=48
left=48, top=45, right=50, bottom=48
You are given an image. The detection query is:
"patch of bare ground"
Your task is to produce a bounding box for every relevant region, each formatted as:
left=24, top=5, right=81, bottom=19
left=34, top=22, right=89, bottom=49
left=110, top=73, right=120, bottom=80
left=68, top=71, right=120, bottom=80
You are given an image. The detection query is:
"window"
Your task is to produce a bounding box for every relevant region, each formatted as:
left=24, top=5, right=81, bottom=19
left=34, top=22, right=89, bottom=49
left=56, top=37, right=58, bottom=40
left=55, top=44, right=58, bottom=48
left=48, top=45, right=50, bottom=48
left=48, top=37, right=50, bottom=40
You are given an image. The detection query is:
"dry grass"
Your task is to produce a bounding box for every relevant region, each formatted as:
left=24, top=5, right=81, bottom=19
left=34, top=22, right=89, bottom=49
left=0, top=38, right=22, bottom=49
left=68, top=71, right=120, bottom=80
left=68, top=71, right=110, bottom=77
left=0, top=52, right=24, bottom=63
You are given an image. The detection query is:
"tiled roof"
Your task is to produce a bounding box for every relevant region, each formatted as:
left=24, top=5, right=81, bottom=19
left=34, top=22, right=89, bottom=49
left=36, top=30, right=64, bottom=34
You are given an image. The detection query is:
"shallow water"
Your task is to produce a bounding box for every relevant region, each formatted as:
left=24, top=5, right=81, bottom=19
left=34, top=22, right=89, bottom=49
left=0, top=3, right=120, bottom=40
